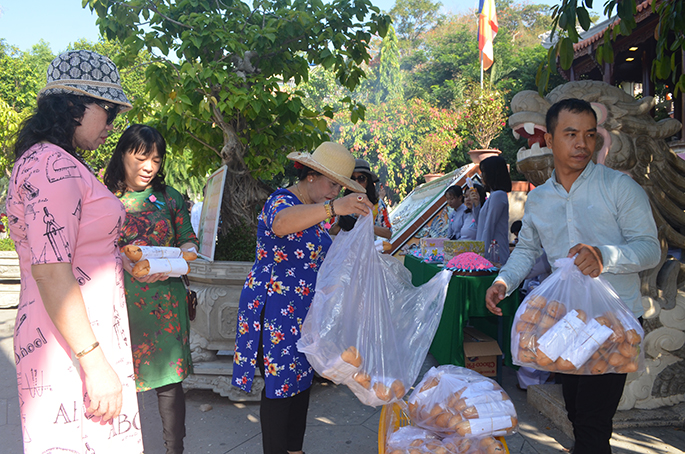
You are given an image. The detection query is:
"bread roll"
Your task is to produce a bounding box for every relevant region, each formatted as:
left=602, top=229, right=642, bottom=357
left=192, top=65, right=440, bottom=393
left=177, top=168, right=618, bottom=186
left=515, top=321, right=533, bottom=333
left=526, top=294, right=547, bottom=309
left=608, top=352, right=627, bottom=367
left=420, top=376, right=439, bottom=392
left=555, top=358, right=575, bottom=371
left=625, top=329, right=641, bottom=345
left=575, top=309, right=588, bottom=323
left=618, top=342, right=638, bottom=359
left=539, top=314, right=558, bottom=330
left=589, top=358, right=608, bottom=374
left=545, top=300, right=566, bottom=319
left=536, top=350, right=553, bottom=367
left=391, top=380, right=406, bottom=399
left=520, top=307, right=542, bottom=324
left=373, top=382, right=392, bottom=401
left=435, top=412, right=452, bottom=428
left=518, top=331, right=537, bottom=349
left=132, top=259, right=151, bottom=277
left=518, top=348, right=537, bottom=363
left=341, top=346, right=362, bottom=367
left=121, top=244, right=143, bottom=262
left=353, top=371, right=371, bottom=389
left=182, top=250, right=198, bottom=261
left=617, top=360, right=638, bottom=373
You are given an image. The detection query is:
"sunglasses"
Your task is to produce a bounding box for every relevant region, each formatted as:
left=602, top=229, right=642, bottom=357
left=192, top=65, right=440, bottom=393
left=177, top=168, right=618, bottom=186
left=94, top=101, right=120, bottom=125
left=351, top=174, right=368, bottom=183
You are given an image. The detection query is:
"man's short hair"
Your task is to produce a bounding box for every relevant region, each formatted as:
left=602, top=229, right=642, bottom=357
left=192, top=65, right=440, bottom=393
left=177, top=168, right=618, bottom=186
left=546, top=98, right=597, bottom=136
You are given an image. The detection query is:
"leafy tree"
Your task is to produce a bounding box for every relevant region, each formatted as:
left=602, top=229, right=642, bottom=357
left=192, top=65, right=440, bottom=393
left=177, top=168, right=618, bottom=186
left=0, top=41, right=55, bottom=176
left=537, top=0, right=684, bottom=95
left=460, top=83, right=508, bottom=150
left=390, top=0, right=443, bottom=49
left=0, top=97, right=26, bottom=177
left=84, top=0, right=390, bottom=238
left=331, top=98, right=462, bottom=202
left=374, top=25, right=404, bottom=103
left=0, top=40, right=53, bottom=112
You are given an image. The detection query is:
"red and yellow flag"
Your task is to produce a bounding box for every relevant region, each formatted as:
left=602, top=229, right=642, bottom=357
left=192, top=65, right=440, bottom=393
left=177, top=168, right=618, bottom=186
left=478, top=0, right=498, bottom=70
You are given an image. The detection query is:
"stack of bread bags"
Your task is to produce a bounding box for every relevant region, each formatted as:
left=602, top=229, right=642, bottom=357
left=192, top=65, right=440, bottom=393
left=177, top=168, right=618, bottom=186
left=384, top=365, right=516, bottom=454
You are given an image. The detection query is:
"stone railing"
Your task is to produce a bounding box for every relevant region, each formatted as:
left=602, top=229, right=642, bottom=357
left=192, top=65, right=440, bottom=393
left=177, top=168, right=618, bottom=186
left=0, top=251, right=20, bottom=309
left=183, top=259, right=263, bottom=401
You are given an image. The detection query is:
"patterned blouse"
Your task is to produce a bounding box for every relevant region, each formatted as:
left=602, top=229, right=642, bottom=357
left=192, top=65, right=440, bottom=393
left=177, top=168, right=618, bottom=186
left=233, top=188, right=332, bottom=398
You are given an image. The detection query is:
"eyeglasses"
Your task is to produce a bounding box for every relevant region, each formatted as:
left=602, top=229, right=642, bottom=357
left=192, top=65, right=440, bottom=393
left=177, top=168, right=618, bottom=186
left=351, top=174, right=367, bottom=183
left=94, top=101, right=120, bottom=125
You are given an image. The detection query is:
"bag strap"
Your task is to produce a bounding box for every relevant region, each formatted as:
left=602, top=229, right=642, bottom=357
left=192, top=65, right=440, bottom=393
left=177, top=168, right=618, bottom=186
left=162, top=190, right=192, bottom=290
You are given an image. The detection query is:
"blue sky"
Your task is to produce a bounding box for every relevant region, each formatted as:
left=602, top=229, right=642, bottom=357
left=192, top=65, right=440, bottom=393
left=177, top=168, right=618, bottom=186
left=0, top=0, right=602, bottom=54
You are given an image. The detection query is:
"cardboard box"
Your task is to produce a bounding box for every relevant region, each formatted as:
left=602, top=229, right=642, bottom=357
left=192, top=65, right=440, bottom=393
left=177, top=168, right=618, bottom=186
left=463, top=327, right=502, bottom=377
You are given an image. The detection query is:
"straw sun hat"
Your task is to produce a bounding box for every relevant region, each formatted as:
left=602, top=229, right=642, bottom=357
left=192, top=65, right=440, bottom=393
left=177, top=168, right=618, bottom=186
left=38, top=50, right=132, bottom=112
left=287, top=142, right=365, bottom=193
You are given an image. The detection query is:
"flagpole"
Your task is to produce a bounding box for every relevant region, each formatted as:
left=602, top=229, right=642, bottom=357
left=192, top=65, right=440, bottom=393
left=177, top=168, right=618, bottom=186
left=480, top=51, right=484, bottom=89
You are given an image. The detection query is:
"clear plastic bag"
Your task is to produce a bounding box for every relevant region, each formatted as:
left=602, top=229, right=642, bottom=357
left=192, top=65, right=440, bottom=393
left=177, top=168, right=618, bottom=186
left=298, top=214, right=451, bottom=407
left=406, top=365, right=518, bottom=438
left=512, top=257, right=645, bottom=375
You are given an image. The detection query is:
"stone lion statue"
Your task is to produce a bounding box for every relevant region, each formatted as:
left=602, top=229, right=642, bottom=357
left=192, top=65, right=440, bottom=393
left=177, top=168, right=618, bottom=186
left=508, top=80, right=685, bottom=410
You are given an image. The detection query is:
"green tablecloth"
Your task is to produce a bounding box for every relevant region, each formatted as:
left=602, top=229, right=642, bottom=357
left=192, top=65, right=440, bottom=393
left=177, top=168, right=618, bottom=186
left=404, top=254, right=520, bottom=368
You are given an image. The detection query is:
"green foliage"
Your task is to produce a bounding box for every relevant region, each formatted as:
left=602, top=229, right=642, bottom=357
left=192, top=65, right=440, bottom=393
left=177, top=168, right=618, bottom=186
left=0, top=97, right=27, bottom=176
left=0, top=238, right=15, bottom=252
left=537, top=0, right=685, bottom=95
left=0, top=40, right=53, bottom=111
left=163, top=146, right=207, bottom=201
left=460, top=83, right=508, bottom=150
left=0, top=40, right=55, bottom=176
left=213, top=219, right=257, bottom=262
left=390, top=0, right=444, bottom=47
left=84, top=0, right=391, bottom=230
left=331, top=98, right=462, bottom=202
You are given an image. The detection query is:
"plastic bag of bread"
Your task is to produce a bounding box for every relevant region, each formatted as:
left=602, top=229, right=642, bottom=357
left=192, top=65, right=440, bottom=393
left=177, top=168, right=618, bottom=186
left=406, top=365, right=517, bottom=438
left=297, top=215, right=451, bottom=407
left=512, top=257, right=645, bottom=375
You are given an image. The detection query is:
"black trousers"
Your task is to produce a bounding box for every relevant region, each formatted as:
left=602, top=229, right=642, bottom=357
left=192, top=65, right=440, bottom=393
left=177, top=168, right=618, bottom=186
left=155, top=382, right=186, bottom=454
left=259, top=385, right=311, bottom=454
left=257, top=309, right=310, bottom=454
left=560, top=373, right=627, bottom=454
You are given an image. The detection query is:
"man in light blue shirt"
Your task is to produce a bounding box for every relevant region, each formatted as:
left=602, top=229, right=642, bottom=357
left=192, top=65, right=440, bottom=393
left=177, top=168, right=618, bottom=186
left=486, top=98, right=660, bottom=454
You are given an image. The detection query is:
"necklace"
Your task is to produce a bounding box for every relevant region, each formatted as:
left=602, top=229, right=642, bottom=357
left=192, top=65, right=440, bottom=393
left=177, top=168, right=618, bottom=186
left=293, top=182, right=310, bottom=204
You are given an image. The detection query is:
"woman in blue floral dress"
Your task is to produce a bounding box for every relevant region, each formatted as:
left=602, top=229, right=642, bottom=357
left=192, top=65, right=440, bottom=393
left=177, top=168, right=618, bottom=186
left=233, top=142, right=372, bottom=454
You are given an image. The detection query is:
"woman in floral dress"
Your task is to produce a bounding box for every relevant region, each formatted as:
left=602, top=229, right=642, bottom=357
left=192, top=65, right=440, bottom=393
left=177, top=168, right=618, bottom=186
left=8, top=50, right=143, bottom=454
left=104, top=124, right=198, bottom=454
left=233, top=142, right=372, bottom=454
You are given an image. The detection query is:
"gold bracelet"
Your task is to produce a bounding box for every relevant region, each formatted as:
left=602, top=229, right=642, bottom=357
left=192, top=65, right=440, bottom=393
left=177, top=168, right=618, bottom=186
left=324, top=200, right=333, bottom=218
left=76, top=341, right=100, bottom=358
